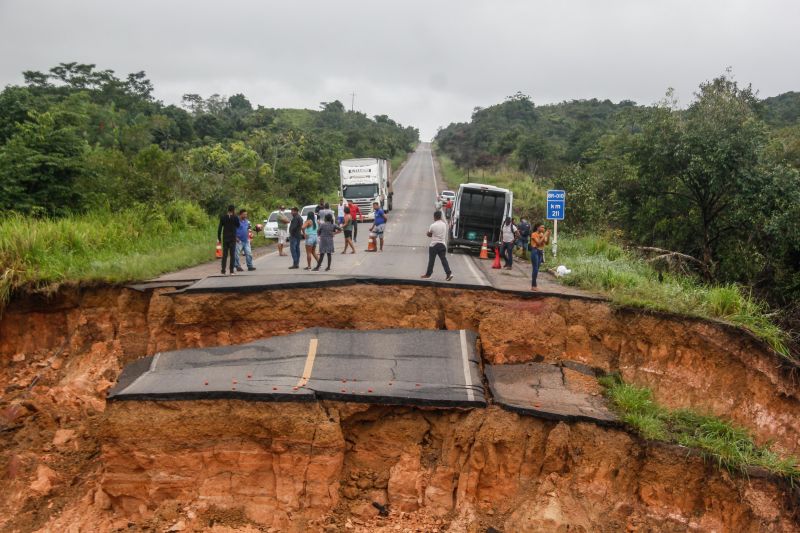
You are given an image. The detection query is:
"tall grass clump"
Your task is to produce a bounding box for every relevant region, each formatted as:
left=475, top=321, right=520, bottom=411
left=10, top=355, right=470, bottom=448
left=557, top=234, right=790, bottom=359
left=0, top=201, right=217, bottom=305
left=599, top=375, right=799, bottom=481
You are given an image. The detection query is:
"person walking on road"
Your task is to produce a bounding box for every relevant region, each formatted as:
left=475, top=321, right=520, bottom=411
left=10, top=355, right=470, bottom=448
left=276, top=205, right=290, bottom=257
left=217, top=204, right=240, bottom=276
left=234, top=209, right=256, bottom=272
left=337, top=199, right=345, bottom=224
left=500, top=217, right=519, bottom=270
left=288, top=207, right=303, bottom=269
left=348, top=200, right=361, bottom=242
left=530, top=223, right=551, bottom=291
left=302, top=211, right=319, bottom=270
left=313, top=213, right=341, bottom=271
left=421, top=210, right=453, bottom=281
left=369, top=201, right=387, bottom=252
left=341, top=207, right=356, bottom=254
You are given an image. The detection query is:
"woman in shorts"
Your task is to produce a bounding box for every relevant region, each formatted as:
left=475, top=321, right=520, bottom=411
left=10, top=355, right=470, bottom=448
left=341, top=207, right=356, bottom=254
left=302, top=212, right=319, bottom=270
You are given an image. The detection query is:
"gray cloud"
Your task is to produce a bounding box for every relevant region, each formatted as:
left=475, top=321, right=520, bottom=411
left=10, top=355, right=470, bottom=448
left=1, top=0, right=798, bottom=139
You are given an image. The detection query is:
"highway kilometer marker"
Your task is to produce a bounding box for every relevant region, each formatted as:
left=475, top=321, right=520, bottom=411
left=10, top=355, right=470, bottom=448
left=546, top=190, right=566, bottom=259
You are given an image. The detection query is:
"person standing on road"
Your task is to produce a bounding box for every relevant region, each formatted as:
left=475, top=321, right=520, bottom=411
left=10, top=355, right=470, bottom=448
left=288, top=207, right=303, bottom=269
left=302, top=211, right=319, bottom=270
left=313, top=213, right=341, bottom=271
left=530, top=223, right=551, bottom=290
left=337, top=199, right=345, bottom=225
left=421, top=210, right=453, bottom=281
left=445, top=198, right=454, bottom=221
left=517, top=217, right=532, bottom=260
left=314, top=198, right=325, bottom=214
left=234, top=209, right=256, bottom=272
left=369, top=201, right=388, bottom=252
left=348, top=200, right=361, bottom=242
left=276, top=205, right=290, bottom=257
left=319, top=202, right=334, bottom=227
left=341, top=207, right=356, bottom=254
left=217, top=204, right=240, bottom=276
left=500, top=217, right=519, bottom=270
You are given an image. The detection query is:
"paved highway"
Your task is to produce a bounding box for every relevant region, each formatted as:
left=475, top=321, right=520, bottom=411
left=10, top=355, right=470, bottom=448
left=185, top=143, right=497, bottom=292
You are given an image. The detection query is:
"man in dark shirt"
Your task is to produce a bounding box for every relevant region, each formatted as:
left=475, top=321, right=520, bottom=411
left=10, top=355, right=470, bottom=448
left=288, top=206, right=303, bottom=269
left=217, top=204, right=240, bottom=275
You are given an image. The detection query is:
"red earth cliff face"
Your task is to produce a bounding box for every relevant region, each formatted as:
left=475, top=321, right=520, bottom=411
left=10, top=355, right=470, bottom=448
left=6, top=285, right=792, bottom=452
left=1, top=284, right=798, bottom=532
left=97, top=401, right=797, bottom=532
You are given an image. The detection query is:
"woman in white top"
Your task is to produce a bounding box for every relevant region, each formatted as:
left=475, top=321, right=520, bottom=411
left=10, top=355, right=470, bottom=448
left=500, top=217, right=518, bottom=270
left=420, top=210, right=453, bottom=281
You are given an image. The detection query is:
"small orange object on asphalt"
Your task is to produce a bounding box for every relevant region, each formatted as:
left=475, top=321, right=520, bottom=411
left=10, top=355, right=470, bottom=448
left=479, top=235, right=489, bottom=259
left=367, top=234, right=377, bottom=252
left=492, top=247, right=502, bottom=269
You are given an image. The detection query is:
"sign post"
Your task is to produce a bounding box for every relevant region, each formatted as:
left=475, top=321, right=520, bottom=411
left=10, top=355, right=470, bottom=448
left=546, top=190, right=565, bottom=259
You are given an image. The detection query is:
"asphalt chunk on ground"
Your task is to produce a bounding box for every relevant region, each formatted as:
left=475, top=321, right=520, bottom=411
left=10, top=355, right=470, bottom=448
left=486, top=363, right=618, bottom=425
left=108, top=328, right=486, bottom=408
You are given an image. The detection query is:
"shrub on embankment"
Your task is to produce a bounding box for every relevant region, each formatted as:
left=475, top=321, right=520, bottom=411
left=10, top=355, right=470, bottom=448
left=0, top=201, right=215, bottom=303
left=599, top=374, right=800, bottom=482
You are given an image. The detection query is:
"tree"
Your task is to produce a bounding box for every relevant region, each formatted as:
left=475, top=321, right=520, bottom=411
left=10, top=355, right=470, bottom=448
left=0, top=107, right=89, bottom=215
left=633, top=76, right=766, bottom=275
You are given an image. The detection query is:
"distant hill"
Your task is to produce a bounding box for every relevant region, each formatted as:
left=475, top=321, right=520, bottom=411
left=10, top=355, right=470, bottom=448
left=761, top=91, right=800, bottom=127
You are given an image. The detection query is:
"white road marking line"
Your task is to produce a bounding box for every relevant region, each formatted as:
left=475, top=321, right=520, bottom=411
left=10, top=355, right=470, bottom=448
left=296, top=338, right=319, bottom=388
left=459, top=330, right=475, bottom=402
left=429, top=148, right=439, bottom=198
left=462, top=254, right=489, bottom=286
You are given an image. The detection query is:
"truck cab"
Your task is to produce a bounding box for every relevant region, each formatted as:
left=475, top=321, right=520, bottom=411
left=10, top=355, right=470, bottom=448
left=339, top=158, right=392, bottom=220
left=448, top=183, right=513, bottom=253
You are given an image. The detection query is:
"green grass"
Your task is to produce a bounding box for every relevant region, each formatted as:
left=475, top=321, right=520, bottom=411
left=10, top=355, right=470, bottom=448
left=599, top=375, right=800, bottom=481
left=437, top=153, right=547, bottom=218
left=558, top=235, right=791, bottom=358
left=0, top=201, right=218, bottom=304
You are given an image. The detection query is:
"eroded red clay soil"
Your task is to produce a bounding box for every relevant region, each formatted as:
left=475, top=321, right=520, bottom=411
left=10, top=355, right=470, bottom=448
left=1, top=284, right=798, bottom=531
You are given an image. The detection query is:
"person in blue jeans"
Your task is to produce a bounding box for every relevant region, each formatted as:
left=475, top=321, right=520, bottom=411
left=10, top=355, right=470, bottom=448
left=500, top=217, right=518, bottom=269
left=288, top=206, right=303, bottom=269
left=234, top=209, right=256, bottom=272
left=530, top=223, right=550, bottom=291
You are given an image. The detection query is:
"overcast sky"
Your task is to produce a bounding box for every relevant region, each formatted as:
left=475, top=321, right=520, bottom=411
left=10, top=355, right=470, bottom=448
left=1, top=0, right=798, bottom=139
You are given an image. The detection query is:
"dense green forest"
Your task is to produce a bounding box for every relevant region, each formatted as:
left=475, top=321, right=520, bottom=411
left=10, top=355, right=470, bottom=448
left=0, top=62, right=417, bottom=300
left=0, top=62, right=419, bottom=217
left=436, top=77, right=800, bottom=329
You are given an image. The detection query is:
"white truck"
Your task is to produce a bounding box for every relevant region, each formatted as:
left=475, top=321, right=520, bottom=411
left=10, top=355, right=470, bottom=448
left=448, top=183, right=513, bottom=253
left=339, top=158, right=393, bottom=221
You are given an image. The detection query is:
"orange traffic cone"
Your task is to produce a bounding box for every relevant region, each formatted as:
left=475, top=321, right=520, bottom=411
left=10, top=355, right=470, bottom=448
left=215, top=241, right=222, bottom=258
left=479, top=235, right=489, bottom=259
left=367, top=232, right=377, bottom=252
left=492, top=246, right=502, bottom=269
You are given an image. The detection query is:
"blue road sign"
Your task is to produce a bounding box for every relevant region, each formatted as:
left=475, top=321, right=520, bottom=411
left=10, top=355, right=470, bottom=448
left=546, top=190, right=565, bottom=220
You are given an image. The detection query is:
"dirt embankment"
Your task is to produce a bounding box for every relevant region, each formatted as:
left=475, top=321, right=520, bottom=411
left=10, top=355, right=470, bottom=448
left=91, top=401, right=796, bottom=532
left=1, top=283, right=798, bottom=531
left=3, top=284, right=796, bottom=453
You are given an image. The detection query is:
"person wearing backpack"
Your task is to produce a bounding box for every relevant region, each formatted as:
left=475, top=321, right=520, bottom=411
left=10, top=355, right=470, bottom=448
left=518, top=217, right=532, bottom=260
left=500, top=217, right=519, bottom=269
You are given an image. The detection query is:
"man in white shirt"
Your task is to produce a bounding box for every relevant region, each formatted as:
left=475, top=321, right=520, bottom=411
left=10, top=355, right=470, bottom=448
left=421, top=210, right=453, bottom=281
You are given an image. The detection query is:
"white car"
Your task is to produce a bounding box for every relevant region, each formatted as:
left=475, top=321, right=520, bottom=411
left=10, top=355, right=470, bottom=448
left=262, top=211, right=281, bottom=239
left=301, top=204, right=318, bottom=219
left=440, top=190, right=456, bottom=203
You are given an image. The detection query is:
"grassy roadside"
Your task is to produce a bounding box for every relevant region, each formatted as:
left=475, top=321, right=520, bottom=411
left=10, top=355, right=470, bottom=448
left=0, top=201, right=217, bottom=304
left=435, top=151, right=792, bottom=358
left=599, top=374, right=799, bottom=481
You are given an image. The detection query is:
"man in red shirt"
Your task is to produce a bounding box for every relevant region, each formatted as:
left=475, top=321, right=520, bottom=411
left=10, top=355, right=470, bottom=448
left=348, top=200, right=362, bottom=242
